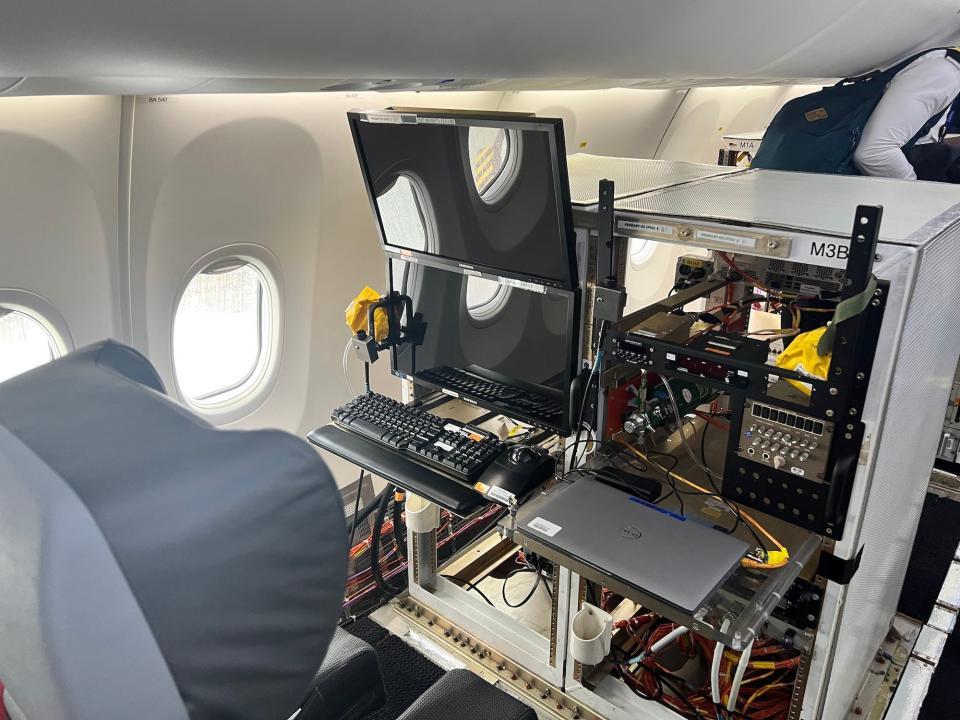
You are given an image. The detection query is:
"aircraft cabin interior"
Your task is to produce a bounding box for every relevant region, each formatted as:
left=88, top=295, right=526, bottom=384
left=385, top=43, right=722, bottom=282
left=4, top=4, right=960, bottom=720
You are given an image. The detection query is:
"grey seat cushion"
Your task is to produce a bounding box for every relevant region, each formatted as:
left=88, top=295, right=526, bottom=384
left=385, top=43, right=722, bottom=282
left=299, top=628, right=385, bottom=720
left=398, top=669, right=536, bottom=720
left=0, top=340, right=347, bottom=720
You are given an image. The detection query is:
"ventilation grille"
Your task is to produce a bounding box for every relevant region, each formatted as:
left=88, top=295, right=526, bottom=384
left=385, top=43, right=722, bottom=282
left=716, top=255, right=845, bottom=294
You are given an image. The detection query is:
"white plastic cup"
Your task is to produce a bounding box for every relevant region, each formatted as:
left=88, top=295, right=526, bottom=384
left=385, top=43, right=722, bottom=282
left=570, top=602, right=613, bottom=666
left=405, top=493, right=440, bottom=533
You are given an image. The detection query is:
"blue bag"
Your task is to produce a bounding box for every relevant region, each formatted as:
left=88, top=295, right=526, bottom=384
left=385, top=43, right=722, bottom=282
left=753, top=48, right=959, bottom=174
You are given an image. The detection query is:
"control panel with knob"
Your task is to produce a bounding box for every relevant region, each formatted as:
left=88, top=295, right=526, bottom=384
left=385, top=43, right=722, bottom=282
left=737, top=401, right=834, bottom=482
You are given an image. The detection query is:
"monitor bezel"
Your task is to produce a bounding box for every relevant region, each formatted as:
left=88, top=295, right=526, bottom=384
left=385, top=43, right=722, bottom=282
left=386, top=254, right=580, bottom=435
left=349, top=108, right=579, bottom=291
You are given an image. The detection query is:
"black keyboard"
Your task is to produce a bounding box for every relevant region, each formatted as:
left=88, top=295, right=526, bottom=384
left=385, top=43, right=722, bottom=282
left=417, top=366, right=565, bottom=424
left=332, top=393, right=505, bottom=483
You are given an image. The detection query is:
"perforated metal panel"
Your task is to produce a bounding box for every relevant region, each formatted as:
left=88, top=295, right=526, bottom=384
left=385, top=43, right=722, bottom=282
left=819, top=226, right=960, bottom=718
left=616, top=170, right=960, bottom=243
left=565, top=154, right=742, bottom=206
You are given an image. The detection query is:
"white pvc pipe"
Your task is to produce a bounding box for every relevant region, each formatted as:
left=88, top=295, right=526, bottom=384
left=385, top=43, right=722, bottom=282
left=726, top=638, right=755, bottom=712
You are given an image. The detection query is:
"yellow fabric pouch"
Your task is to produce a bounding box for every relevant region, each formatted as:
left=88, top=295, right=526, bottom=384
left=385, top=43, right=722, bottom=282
left=775, top=326, right=831, bottom=395
left=345, top=286, right=388, bottom=340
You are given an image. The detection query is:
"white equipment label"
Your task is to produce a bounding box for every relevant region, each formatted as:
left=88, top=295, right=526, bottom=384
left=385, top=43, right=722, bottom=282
left=617, top=220, right=675, bottom=238
left=498, top=276, right=545, bottom=294
left=695, top=229, right=757, bottom=248
left=363, top=113, right=404, bottom=124
left=528, top=517, right=562, bottom=537
left=418, top=116, right=456, bottom=125
left=486, top=486, right=516, bottom=504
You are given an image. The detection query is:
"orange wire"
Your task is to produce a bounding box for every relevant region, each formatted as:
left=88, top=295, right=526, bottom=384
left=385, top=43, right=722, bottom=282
left=617, top=440, right=790, bottom=570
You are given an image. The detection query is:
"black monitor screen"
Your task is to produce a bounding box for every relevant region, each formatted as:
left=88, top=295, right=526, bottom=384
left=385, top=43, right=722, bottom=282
left=390, top=258, right=578, bottom=433
left=350, top=111, right=577, bottom=289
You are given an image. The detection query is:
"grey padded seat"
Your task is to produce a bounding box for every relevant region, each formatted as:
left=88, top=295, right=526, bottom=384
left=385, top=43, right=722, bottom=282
left=0, top=340, right=352, bottom=720
left=299, top=628, right=385, bottom=720
left=398, top=669, right=537, bottom=720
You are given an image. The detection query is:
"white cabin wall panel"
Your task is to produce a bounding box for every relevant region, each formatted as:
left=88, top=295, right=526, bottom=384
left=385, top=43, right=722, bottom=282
left=0, top=95, right=120, bottom=347
left=655, top=86, right=799, bottom=164
left=498, top=88, right=687, bottom=157
left=130, top=100, right=325, bottom=433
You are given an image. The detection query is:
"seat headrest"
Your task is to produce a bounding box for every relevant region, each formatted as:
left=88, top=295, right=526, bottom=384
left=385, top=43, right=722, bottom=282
left=0, top=340, right=347, bottom=720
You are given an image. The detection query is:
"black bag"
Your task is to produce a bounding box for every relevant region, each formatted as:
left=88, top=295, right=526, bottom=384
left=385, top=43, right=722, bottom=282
left=753, top=48, right=960, bottom=174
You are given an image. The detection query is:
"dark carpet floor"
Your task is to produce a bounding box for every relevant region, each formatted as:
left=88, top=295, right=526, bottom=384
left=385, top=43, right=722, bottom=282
left=895, top=492, right=960, bottom=719
left=897, top=493, right=960, bottom=621
left=345, top=617, right=446, bottom=720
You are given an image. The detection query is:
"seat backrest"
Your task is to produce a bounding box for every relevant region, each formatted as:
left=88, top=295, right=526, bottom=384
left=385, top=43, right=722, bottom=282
left=0, top=426, right=189, bottom=720
left=0, top=340, right=347, bottom=720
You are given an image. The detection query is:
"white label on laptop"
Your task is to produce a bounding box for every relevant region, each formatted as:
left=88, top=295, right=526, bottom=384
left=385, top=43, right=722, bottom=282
left=441, top=388, right=459, bottom=398
left=434, top=441, right=455, bottom=452
left=528, top=516, right=562, bottom=537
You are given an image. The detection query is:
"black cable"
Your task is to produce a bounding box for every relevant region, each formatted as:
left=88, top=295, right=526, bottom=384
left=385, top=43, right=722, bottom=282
left=346, top=469, right=365, bottom=556
left=363, top=360, right=371, bottom=394
left=443, top=575, right=495, bottom=606
left=619, top=664, right=664, bottom=702
left=346, top=486, right=388, bottom=538
left=371, top=489, right=405, bottom=597
left=501, top=565, right=546, bottom=608
left=652, top=670, right=710, bottom=720
left=392, top=487, right=407, bottom=560
left=569, top=320, right=607, bottom=470
left=698, top=414, right=739, bottom=535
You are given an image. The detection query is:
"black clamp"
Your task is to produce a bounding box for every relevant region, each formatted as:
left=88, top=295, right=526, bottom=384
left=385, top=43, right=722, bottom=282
left=816, top=545, right=864, bottom=585
left=351, top=291, right=427, bottom=365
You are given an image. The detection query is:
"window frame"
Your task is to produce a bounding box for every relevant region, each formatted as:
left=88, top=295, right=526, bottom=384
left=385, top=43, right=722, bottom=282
left=171, top=246, right=282, bottom=419
left=379, top=172, right=437, bottom=298
left=0, top=289, right=72, bottom=384
left=629, top=237, right=657, bottom=268
left=465, top=275, right=513, bottom=325
left=469, top=127, right=523, bottom=207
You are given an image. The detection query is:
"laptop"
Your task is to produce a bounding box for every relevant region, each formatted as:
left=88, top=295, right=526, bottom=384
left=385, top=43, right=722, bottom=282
left=518, top=479, right=749, bottom=612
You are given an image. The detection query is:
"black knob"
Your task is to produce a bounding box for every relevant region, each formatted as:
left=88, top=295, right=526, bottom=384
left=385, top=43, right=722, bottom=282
left=508, top=446, right=539, bottom=464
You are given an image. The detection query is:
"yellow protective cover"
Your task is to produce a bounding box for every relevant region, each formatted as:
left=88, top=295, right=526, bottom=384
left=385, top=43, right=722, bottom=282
left=344, top=286, right=388, bottom=340
left=775, top=326, right=831, bottom=395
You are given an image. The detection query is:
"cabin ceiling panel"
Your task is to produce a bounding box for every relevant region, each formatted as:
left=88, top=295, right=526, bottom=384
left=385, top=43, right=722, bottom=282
left=1, top=1, right=959, bottom=94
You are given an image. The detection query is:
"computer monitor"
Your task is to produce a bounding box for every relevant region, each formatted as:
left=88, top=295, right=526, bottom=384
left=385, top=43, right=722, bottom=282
left=389, top=257, right=580, bottom=434
left=349, top=109, right=578, bottom=290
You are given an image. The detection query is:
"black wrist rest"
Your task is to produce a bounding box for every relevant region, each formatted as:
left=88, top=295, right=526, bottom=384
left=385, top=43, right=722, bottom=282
left=307, top=424, right=487, bottom=517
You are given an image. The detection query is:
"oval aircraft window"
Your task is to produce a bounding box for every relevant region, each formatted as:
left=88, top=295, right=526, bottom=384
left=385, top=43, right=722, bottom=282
left=469, top=127, right=521, bottom=204
left=0, top=307, right=61, bottom=383
left=466, top=276, right=511, bottom=322
left=173, top=260, right=273, bottom=406
left=376, top=174, right=433, bottom=292
left=630, top=238, right=656, bottom=267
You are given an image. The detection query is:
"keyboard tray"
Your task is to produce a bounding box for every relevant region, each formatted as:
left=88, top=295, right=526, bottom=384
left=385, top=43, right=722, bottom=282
left=308, top=424, right=487, bottom=516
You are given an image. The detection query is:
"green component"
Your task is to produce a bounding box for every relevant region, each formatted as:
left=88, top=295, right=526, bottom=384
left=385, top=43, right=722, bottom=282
left=646, top=379, right=717, bottom=428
